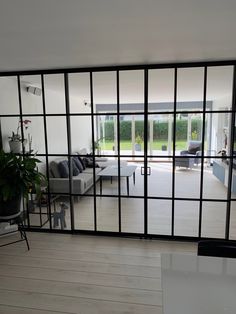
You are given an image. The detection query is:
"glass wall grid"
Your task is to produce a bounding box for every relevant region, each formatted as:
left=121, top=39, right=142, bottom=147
left=0, top=61, right=235, bottom=241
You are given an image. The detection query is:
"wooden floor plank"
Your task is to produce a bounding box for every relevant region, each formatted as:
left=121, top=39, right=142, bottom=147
left=0, top=232, right=196, bottom=314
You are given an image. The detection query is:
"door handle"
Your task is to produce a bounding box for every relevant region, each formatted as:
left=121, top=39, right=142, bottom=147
left=141, top=167, right=151, bottom=175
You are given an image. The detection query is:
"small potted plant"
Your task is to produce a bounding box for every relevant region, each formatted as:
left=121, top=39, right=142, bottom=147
left=8, top=119, right=31, bottom=153
left=135, top=134, right=143, bottom=151
left=0, top=150, right=45, bottom=217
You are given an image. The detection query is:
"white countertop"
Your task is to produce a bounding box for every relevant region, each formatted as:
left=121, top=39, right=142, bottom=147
left=161, top=253, right=236, bottom=314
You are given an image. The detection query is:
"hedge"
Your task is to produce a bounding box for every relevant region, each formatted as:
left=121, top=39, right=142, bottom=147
left=100, top=119, right=202, bottom=141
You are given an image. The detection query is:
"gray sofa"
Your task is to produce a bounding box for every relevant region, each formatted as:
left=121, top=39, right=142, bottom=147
left=48, top=155, right=127, bottom=195
left=49, top=158, right=102, bottom=195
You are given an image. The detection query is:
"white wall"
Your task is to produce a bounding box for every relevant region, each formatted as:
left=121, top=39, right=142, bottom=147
left=0, top=76, right=92, bottom=160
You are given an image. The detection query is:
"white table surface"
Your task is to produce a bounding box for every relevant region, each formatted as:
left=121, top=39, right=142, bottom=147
left=98, top=165, right=137, bottom=177
left=161, top=253, right=236, bottom=314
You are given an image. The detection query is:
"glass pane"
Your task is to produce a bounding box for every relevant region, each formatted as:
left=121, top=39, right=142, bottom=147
left=121, top=198, right=144, bottom=233
left=71, top=115, right=92, bottom=153
left=20, top=75, right=43, bottom=114
left=69, top=73, right=91, bottom=114
left=177, top=68, right=204, bottom=111
left=174, top=201, right=199, bottom=236
left=206, top=66, right=233, bottom=111
left=205, top=112, right=230, bottom=157
left=97, top=197, right=119, bottom=232
left=120, top=70, right=144, bottom=113
left=22, top=116, right=45, bottom=154
left=175, top=158, right=201, bottom=199
left=203, top=158, right=228, bottom=199
left=47, top=116, right=68, bottom=154
left=229, top=201, right=236, bottom=240
left=1, top=117, right=21, bottom=152
left=27, top=156, right=49, bottom=229
left=44, top=74, right=66, bottom=114
left=148, top=199, right=171, bottom=235
left=93, top=72, right=116, bottom=113
left=74, top=196, right=94, bottom=231
left=51, top=194, right=71, bottom=231
left=0, top=76, right=19, bottom=115
left=148, top=113, right=173, bottom=157
left=148, top=69, right=174, bottom=111
left=148, top=159, right=173, bottom=198
left=96, top=114, right=116, bottom=157
left=201, top=201, right=226, bottom=238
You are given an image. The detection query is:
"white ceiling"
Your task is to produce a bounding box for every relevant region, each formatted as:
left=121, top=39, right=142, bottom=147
left=0, top=0, right=236, bottom=72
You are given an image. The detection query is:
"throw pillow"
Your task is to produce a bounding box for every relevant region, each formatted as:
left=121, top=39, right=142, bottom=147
left=58, top=160, right=69, bottom=178
left=83, top=157, right=99, bottom=168
left=73, top=157, right=84, bottom=172
left=72, top=160, right=80, bottom=176
left=77, top=155, right=86, bottom=170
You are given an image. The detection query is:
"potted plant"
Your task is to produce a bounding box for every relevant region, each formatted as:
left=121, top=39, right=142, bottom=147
left=8, top=119, right=31, bottom=153
left=135, top=134, right=143, bottom=151
left=0, top=150, right=45, bottom=217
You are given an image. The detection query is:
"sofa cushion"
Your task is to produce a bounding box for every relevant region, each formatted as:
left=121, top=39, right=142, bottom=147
left=50, top=161, right=61, bottom=178
left=58, top=161, right=69, bottom=178
left=73, top=157, right=84, bottom=172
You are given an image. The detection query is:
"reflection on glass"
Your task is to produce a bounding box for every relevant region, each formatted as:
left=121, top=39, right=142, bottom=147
left=148, top=199, right=171, bottom=235
left=174, top=201, right=199, bottom=236
left=96, top=197, right=119, bottom=231
left=44, top=74, right=66, bottom=114
left=201, top=201, right=226, bottom=238
left=20, top=75, right=43, bottom=114
left=0, top=76, right=19, bottom=115
left=119, top=70, right=144, bottom=112
left=206, top=66, right=233, bottom=111
left=177, top=67, right=204, bottom=110
left=47, top=116, right=68, bottom=154
left=121, top=197, right=144, bottom=233
left=69, top=73, right=91, bottom=114
left=148, top=69, right=174, bottom=111
left=74, top=196, right=94, bottom=230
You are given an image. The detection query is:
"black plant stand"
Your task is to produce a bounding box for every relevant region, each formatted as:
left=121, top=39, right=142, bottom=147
left=0, top=212, right=30, bottom=250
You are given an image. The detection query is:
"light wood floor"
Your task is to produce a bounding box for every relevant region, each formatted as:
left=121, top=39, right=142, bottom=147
left=0, top=232, right=197, bottom=314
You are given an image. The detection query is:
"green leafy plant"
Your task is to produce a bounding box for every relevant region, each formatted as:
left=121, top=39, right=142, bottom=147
left=135, top=134, right=143, bottom=145
left=0, top=150, right=46, bottom=203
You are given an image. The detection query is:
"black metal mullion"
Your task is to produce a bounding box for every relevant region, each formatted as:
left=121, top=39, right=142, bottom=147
left=17, top=75, right=30, bottom=227
left=41, top=74, right=52, bottom=230
left=225, top=65, right=236, bottom=239
left=198, top=66, right=207, bottom=237
left=90, top=72, right=97, bottom=232
left=144, top=69, right=148, bottom=236
left=171, top=68, right=177, bottom=236
left=64, top=73, right=75, bottom=231
left=116, top=71, right=122, bottom=233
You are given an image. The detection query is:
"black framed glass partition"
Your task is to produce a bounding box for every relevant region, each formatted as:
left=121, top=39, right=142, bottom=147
left=0, top=61, right=236, bottom=241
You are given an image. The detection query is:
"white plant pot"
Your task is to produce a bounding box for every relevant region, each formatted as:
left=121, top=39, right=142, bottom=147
left=9, top=140, right=22, bottom=153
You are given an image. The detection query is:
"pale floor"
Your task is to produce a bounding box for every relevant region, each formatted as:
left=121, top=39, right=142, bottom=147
left=30, top=163, right=236, bottom=239
left=0, top=232, right=197, bottom=314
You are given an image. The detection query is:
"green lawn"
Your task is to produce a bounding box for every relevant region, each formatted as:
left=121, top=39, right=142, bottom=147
left=100, top=140, right=187, bottom=151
